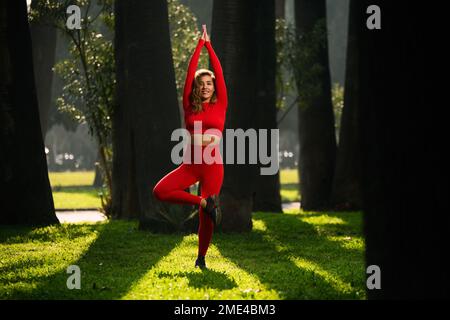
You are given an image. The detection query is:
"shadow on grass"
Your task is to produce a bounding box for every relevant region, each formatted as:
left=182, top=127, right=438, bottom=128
left=0, top=224, right=101, bottom=244
left=1, top=221, right=184, bottom=299
left=1, top=210, right=365, bottom=300
left=156, top=270, right=238, bottom=290
left=213, top=211, right=365, bottom=299
left=280, top=183, right=299, bottom=191
left=280, top=183, right=301, bottom=202
left=51, top=186, right=103, bottom=193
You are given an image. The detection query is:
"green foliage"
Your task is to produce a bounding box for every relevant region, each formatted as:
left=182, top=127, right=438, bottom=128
left=275, top=19, right=296, bottom=111
left=276, top=18, right=328, bottom=110
left=53, top=31, right=114, bottom=142
left=332, top=83, right=345, bottom=141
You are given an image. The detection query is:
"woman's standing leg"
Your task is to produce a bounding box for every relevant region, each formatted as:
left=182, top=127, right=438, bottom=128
left=153, top=163, right=202, bottom=206
left=197, top=162, right=224, bottom=258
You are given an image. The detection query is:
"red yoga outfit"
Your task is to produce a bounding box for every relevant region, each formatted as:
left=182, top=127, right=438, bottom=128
left=153, top=38, right=227, bottom=257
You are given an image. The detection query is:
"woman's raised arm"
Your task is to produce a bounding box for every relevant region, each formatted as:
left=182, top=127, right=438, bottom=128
left=183, top=37, right=205, bottom=110
left=205, top=40, right=227, bottom=107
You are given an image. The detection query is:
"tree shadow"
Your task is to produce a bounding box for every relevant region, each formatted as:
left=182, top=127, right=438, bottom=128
left=156, top=270, right=238, bottom=290
left=213, top=211, right=365, bottom=299
left=1, top=210, right=365, bottom=300
left=0, top=224, right=98, bottom=243
left=1, top=221, right=184, bottom=299
left=280, top=183, right=299, bottom=191
left=51, top=186, right=102, bottom=192
left=279, top=183, right=301, bottom=202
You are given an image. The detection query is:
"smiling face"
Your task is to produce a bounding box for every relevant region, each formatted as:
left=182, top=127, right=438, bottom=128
left=198, top=74, right=215, bottom=102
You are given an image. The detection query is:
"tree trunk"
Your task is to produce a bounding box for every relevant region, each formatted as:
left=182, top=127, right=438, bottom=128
left=330, top=0, right=362, bottom=211
left=0, top=0, right=58, bottom=225
left=295, top=0, right=337, bottom=210
left=113, top=0, right=185, bottom=224
left=275, top=0, right=285, bottom=19
left=93, top=151, right=104, bottom=188
left=29, top=0, right=56, bottom=139
left=252, top=0, right=282, bottom=213
left=211, top=0, right=261, bottom=232
left=358, top=1, right=448, bottom=298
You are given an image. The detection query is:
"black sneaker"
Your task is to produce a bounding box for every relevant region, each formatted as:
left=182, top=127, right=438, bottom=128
left=205, top=194, right=221, bottom=226
left=195, top=256, right=207, bottom=269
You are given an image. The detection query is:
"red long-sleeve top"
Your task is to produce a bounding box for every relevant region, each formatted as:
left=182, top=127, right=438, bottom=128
left=183, top=39, right=228, bottom=135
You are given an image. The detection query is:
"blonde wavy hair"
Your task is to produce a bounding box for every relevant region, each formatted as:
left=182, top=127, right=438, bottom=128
left=190, top=69, right=217, bottom=113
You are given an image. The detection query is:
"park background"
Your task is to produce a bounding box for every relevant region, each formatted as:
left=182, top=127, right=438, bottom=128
left=1, top=0, right=446, bottom=300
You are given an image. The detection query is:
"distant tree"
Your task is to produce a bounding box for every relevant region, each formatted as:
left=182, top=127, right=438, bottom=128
left=330, top=0, right=362, bottom=211
left=252, top=0, right=282, bottom=213
left=331, top=83, right=344, bottom=141
left=275, top=0, right=285, bottom=19
left=29, top=0, right=57, bottom=139
left=0, top=0, right=58, bottom=225
left=292, top=0, right=337, bottom=210
left=326, top=0, right=350, bottom=86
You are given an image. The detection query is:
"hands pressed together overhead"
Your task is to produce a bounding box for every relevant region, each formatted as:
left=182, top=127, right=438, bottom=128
left=201, top=24, right=210, bottom=42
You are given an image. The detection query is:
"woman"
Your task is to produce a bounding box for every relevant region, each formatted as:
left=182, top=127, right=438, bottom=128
left=153, top=25, right=227, bottom=270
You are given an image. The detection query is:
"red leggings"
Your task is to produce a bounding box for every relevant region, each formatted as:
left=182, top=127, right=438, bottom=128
left=152, top=146, right=224, bottom=257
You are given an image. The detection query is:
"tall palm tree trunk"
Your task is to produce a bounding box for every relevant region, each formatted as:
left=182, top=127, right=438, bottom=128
left=294, top=0, right=337, bottom=211
left=0, top=0, right=58, bottom=225
left=252, top=0, right=282, bottom=213
left=211, top=0, right=261, bottom=232
left=330, top=0, right=362, bottom=210
left=112, top=0, right=182, bottom=224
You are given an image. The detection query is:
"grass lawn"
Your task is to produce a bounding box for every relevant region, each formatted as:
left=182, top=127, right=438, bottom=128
left=49, top=169, right=300, bottom=209
left=279, top=168, right=300, bottom=202
left=0, top=209, right=365, bottom=300
left=49, top=171, right=105, bottom=209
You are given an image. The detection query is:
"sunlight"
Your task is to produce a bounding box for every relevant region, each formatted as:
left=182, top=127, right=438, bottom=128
left=252, top=219, right=267, bottom=232
left=290, top=256, right=359, bottom=296
left=0, top=225, right=99, bottom=296
left=254, top=218, right=360, bottom=297
left=121, top=234, right=279, bottom=300
left=326, top=235, right=365, bottom=251
left=300, top=215, right=346, bottom=225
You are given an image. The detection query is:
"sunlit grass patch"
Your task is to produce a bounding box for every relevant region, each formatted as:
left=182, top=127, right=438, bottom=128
left=48, top=169, right=302, bottom=210
left=280, top=169, right=300, bottom=202
left=49, top=171, right=95, bottom=187
left=0, top=224, right=100, bottom=299
left=1, top=209, right=365, bottom=300
left=122, top=235, right=278, bottom=300
left=52, top=187, right=103, bottom=209
left=48, top=171, right=105, bottom=209
left=279, top=169, right=298, bottom=184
